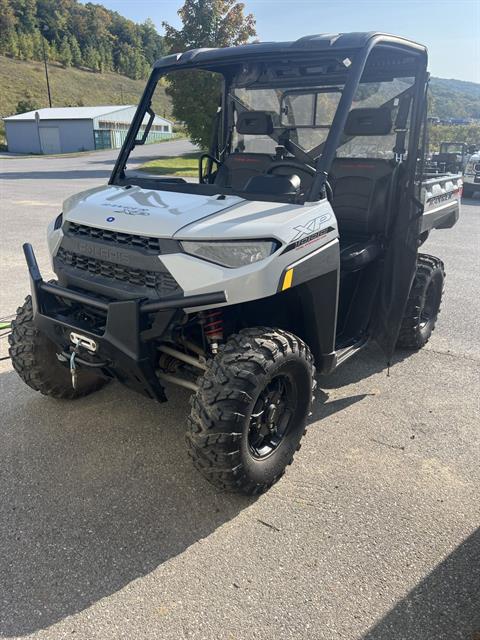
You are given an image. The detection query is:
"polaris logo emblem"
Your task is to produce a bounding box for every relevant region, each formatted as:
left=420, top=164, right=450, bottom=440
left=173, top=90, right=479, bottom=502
left=76, top=240, right=131, bottom=265
left=426, top=192, right=453, bottom=207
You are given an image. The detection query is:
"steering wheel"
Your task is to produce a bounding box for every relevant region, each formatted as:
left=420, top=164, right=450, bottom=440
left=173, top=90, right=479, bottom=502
left=266, top=160, right=316, bottom=177
left=267, top=161, right=334, bottom=204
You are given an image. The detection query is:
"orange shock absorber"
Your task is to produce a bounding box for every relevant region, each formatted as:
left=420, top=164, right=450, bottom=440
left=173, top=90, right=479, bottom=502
left=202, top=309, right=223, bottom=353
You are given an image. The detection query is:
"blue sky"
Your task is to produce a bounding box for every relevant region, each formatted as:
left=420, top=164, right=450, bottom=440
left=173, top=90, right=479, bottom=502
left=98, top=0, right=479, bottom=82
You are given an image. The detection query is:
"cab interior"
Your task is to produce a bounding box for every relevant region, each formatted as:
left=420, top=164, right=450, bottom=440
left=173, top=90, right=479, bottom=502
left=208, top=92, right=413, bottom=347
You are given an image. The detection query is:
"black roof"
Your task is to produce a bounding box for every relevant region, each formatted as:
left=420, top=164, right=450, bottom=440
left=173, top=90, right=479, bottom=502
left=154, top=32, right=426, bottom=70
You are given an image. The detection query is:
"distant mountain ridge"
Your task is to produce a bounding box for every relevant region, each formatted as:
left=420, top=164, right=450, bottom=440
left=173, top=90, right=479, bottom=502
left=430, top=77, right=480, bottom=119
left=431, top=77, right=480, bottom=97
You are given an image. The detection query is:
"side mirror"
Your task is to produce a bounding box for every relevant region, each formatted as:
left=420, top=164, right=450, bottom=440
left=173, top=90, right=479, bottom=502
left=199, top=154, right=220, bottom=184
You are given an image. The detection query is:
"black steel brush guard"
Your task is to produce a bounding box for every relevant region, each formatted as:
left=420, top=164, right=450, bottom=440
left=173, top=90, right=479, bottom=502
left=23, top=243, right=226, bottom=402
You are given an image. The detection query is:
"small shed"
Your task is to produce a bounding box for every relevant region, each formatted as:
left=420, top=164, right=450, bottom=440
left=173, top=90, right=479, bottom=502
left=3, top=106, right=173, bottom=154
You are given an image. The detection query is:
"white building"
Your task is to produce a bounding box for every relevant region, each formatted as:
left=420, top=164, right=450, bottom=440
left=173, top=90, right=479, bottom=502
left=3, top=105, right=173, bottom=154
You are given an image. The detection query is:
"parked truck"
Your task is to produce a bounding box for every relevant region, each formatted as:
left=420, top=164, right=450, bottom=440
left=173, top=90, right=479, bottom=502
left=10, top=32, right=461, bottom=494
left=463, top=151, right=480, bottom=198
left=428, top=141, right=478, bottom=175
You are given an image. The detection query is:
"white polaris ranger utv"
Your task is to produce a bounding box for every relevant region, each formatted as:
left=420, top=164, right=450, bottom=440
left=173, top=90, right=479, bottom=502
left=10, top=33, right=462, bottom=494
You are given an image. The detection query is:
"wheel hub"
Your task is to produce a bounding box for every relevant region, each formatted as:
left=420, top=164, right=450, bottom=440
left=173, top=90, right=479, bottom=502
left=247, top=376, right=294, bottom=459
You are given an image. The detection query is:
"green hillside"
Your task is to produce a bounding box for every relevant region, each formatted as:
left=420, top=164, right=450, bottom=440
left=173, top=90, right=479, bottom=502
left=0, top=0, right=164, bottom=80
left=0, top=55, right=171, bottom=119
left=0, top=55, right=172, bottom=148
left=430, top=77, right=480, bottom=120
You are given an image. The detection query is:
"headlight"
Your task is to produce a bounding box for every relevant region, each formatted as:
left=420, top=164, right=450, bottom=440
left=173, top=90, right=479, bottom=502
left=53, top=212, right=63, bottom=229
left=181, top=239, right=279, bottom=268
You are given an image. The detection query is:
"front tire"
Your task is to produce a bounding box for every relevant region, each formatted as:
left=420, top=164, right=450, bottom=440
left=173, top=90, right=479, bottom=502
left=396, top=254, right=445, bottom=350
left=8, top=295, right=109, bottom=399
left=463, top=184, right=475, bottom=198
left=186, top=328, right=316, bottom=495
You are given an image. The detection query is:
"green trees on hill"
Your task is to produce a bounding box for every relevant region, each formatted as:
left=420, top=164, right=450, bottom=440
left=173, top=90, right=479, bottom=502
left=0, top=0, right=165, bottom=79
left=429, top=78, right=480, bottom=120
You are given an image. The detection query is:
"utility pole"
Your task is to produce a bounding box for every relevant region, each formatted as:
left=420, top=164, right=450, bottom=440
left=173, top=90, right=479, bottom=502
left=40, top=25, right=52, bottom=108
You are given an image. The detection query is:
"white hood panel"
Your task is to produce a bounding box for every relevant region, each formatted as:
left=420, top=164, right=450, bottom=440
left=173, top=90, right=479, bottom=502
left=62, top=185, right=244, bottom=237
left=62, top=184, right=336, bottom=249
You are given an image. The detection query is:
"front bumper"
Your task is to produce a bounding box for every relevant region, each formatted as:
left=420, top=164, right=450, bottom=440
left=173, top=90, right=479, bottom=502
left=463, top=172, right=480, bottom=187
left=24, top=243, right=226, bottom=401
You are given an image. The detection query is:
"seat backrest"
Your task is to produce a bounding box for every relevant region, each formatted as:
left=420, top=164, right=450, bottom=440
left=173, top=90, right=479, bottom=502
left=330, top=158, right=393, bottom=236
left=214, top=153, right=273, bottom=190
left=215, top=110, right=277, bottom=189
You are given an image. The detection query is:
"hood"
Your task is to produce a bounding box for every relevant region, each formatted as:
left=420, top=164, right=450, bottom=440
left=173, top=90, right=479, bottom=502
left=62, top=185, right=244, bottom=237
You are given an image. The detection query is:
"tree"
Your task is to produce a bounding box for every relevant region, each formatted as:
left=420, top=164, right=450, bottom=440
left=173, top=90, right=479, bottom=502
left=99, top=43, right=114, bottom=73
left=48, top=40, right=59, bottom=63
left=117, top=42, right=149, bottom=80
left=31, top=29, right=44, bottom=60
left=140, top=18, right=165, bottom=65
left=69, top=34, right=82, bottom=67
left=0, top=0, right=18, bottom=54
left=59, top=36, right=73, bottom=67
left=16, top=94, right=39, bottom=114
left=17, top=31, right=34, bottom=59
left=13, top=0, right=37, bottom=33
left=84, top=45, right=101, bottom=72
left=3, top=31, right=20, bottom=58
left=163, top=0, right=256, bottom=148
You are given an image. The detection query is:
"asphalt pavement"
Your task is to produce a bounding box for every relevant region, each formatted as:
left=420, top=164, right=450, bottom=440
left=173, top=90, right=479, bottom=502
left=0, top=144, right=479, bottom=640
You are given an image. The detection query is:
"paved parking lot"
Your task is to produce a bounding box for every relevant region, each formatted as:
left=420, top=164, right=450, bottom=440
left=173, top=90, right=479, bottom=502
left=1, top=144, right=479, bottom=640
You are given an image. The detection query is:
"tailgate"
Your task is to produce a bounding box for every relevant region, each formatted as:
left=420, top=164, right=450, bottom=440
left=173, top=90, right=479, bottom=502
left=421, top=174, right=462, bottom=232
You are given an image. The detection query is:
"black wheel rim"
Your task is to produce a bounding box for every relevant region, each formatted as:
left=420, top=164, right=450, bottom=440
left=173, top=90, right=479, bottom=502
left=247, top=375, right=296, bottom=459
left=420, top=280, right=438, bottom=329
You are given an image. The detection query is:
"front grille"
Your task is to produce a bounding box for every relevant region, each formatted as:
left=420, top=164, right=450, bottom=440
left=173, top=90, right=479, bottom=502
left=56, top=247, right=179, bottom=293
left=68, top=222, right=162, bottom=252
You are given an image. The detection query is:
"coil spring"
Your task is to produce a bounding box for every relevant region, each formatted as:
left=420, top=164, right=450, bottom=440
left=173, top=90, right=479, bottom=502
left=203, top=309, right=223, bottom=341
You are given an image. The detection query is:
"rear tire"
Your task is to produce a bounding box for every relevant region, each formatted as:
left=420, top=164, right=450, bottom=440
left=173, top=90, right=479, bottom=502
left=8, top=295, right=109, bottom=399
left=186, top=327, right=316, bottom=495
left=396, top=254, right=445, bottom=350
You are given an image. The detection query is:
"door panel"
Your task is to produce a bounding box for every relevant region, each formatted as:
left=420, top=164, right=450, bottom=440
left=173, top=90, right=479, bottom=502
left=39, top=127, right=61, bottom=154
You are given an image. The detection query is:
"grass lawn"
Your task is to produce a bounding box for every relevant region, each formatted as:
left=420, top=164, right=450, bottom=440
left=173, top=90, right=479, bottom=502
left=139, top=152, right=200, bottom=177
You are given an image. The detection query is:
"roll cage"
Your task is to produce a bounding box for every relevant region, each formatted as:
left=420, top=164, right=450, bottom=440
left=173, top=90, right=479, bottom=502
left=110, top=32, right=428, bottom=204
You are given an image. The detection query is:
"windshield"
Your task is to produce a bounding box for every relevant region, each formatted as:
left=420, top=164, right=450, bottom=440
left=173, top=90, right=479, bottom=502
left=440, top=143, right=464, bottom=154
left=113, top=50, right=420, bottom=203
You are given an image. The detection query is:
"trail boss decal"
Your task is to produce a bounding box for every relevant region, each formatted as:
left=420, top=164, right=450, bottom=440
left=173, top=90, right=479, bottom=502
left=283, top=213, right=335, bottom=252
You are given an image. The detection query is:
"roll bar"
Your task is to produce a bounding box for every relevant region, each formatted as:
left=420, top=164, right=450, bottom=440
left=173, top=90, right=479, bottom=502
left=309, top=34, right=428, bottom=200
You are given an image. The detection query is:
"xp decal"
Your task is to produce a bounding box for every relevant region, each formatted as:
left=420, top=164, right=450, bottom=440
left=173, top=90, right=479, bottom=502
left=283, top=214, right=334, bottom=252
